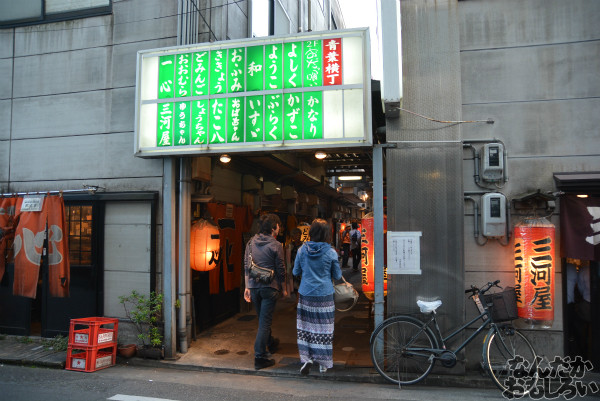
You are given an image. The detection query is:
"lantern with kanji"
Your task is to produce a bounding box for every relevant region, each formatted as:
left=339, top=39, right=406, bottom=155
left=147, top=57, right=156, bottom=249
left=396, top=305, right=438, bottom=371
left=513, top=217, right=555, bottom=328
left=298, top=222, right=310, bottom=242
left=190, top=219, right=220, bottom=271
left=360, top=213, right=387, bottom=300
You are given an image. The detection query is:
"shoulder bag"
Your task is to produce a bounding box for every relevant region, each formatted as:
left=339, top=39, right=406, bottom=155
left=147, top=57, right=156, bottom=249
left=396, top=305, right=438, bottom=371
left=333, top=276, right=358, bottom=312
left=248, top=248, right=274, bottom=284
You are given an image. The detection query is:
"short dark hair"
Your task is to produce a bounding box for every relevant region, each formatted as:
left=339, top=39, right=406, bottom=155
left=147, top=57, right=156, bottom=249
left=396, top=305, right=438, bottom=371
left=259, top=213, right=281, bottom=234
left=309, top=218, right=331, bottom=243
left=351, top=222, right=358, bottom=229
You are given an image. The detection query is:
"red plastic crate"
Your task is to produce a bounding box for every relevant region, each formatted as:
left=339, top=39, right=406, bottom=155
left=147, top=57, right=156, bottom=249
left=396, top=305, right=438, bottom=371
left=65, top=344, right=116, bottom=372
left=68, top=317, right=118, bottom=347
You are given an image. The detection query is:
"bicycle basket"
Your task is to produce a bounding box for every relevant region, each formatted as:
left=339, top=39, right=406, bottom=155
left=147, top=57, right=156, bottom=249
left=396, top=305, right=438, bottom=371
left=483, top=287, right=518, bottom=322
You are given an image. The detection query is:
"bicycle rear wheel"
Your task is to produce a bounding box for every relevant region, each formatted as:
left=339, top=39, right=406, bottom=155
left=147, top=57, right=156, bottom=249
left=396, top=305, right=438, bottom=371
left=483, top=326, right=538, bottom=397
left=370, top=316, right=438, bottom=385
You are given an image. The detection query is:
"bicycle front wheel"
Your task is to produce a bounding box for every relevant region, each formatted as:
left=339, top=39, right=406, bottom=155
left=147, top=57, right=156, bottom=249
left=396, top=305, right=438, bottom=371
left=483, top=326, right=538, bottom=397
left=370, top=316, right=438, bottom=385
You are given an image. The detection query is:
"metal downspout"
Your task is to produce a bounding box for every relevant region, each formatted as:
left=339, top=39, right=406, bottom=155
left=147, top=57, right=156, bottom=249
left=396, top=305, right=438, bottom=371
left=178, top=158, right=191, bottom=353
left=163, top=158, right=177, bottom=359
left=373, top=145, right=385, bottom=329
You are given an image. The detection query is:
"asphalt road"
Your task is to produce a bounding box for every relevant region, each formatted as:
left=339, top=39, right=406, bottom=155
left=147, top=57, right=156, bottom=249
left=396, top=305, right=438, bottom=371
left=0, top=363, right=508, bottom=401
left=0, top=363, right=597, bottom=400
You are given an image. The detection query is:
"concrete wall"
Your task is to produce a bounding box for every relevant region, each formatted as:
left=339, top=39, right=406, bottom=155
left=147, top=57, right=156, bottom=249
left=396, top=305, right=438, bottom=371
left=458, top=0, right=600, bottom=366
left=0, top=0, right=178, bottom=320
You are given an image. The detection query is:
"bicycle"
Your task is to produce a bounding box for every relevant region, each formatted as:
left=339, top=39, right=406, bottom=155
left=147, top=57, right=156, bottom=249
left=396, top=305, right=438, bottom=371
left=370, top=280, right=538, bottom=397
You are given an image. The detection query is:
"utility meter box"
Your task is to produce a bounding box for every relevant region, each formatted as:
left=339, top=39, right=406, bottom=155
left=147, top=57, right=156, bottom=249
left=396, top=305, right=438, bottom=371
left=481, top=143, right=504, bottom=182
left=481, top=193, right=506, bottom=238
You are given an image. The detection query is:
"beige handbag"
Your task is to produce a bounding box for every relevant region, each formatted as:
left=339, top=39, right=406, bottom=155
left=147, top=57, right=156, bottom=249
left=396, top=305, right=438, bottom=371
left=333, top=276, right=358, bottom=312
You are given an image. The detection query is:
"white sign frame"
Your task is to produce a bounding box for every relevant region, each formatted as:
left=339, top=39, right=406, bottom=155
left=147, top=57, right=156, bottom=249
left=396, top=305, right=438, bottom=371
left=20, top=195, right=45, bottom=212
left=386, top=231, right=422, bottom=275
left=133, top=28, right=372, bottom=158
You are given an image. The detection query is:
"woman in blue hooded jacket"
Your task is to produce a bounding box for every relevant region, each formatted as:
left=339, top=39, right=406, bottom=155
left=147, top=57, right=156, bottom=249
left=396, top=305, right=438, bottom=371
left=293, top=218, right=342, bottom=375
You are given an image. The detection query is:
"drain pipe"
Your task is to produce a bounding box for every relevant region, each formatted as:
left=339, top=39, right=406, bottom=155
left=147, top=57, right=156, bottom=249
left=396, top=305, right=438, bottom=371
left=178, top=158, right=191, bottom=353
left=464, top=196, right=480, bottom=239
left=463, top=143, right=481, bottom=184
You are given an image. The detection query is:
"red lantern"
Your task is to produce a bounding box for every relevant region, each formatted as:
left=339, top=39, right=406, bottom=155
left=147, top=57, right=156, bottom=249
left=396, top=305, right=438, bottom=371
left=360, top=214, right=387, bottom=300
left=190, top=219, right=220, bottom=271
left=514, top=217, right=555, bottom=328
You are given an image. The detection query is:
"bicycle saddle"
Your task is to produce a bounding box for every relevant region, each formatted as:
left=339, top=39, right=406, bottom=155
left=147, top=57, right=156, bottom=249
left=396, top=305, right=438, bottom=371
left=416, top=299, right=442, bottom=313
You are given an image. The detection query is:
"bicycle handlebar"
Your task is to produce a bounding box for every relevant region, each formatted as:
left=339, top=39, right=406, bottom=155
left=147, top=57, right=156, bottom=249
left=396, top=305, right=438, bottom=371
left=465, top=280, right=501, bottom=296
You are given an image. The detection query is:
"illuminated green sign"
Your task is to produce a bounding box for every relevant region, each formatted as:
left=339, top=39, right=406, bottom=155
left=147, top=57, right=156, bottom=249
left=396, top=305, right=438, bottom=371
left=135, top=29, right=371, bottom=157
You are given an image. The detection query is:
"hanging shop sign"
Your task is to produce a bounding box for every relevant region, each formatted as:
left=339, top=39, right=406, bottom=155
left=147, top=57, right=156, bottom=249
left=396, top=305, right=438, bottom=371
left=513, top=217, right=555, bottom=328
left=134, top=28, right=372, bottom=157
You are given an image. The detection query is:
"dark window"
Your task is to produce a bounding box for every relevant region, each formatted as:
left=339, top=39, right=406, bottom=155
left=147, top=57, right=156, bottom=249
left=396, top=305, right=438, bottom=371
left=66, top=205, right=93, bottom=265
left=0, top=0, right=111, bottom=29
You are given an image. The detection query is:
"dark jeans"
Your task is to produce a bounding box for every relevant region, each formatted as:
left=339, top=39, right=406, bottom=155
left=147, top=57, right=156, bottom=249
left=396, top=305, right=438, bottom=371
left=250, top=287, right=279, bottom=359
left=341, top=243, right=350, bottom=267
left=351, top=247, right=361, bottom=270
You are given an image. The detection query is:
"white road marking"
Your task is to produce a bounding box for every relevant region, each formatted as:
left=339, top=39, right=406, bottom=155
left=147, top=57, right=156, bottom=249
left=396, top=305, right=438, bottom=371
left=108, top=395, right=181, bottom=401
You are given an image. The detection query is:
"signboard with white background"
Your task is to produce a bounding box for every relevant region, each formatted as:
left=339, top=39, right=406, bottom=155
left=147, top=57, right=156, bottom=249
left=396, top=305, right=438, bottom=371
left=134, top=28, right=372, bottom=157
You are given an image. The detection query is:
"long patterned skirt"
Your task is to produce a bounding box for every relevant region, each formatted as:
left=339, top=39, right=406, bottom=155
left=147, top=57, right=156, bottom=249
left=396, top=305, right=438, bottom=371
left=296, top=293, right=335, bottom=369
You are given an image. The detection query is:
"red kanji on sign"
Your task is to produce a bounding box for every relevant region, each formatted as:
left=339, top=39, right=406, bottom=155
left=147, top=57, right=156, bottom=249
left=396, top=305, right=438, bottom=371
left=323, top=38, right=342, bottom=86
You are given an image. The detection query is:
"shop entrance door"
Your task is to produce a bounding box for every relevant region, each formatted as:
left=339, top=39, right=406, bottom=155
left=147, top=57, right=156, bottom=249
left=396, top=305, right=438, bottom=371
left=0, top=202, right=103, bottom=337
left=41, top=202, right=103, bottom=337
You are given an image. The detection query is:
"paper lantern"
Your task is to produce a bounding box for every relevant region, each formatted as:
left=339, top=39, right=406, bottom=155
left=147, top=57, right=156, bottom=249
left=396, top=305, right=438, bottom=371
left=360, top=214, right=387, bottom=300
left=298, top=223, right=310, bottom=242
left=513, top=217, right=555, bottom=328
left=190, top=219, right=220, bottom=271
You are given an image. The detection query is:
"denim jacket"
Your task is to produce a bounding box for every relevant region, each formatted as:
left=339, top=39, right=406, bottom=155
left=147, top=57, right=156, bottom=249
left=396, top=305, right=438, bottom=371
left=244, top=233, right=286, bottom=291
left=293, top=241, right=342, bottom=296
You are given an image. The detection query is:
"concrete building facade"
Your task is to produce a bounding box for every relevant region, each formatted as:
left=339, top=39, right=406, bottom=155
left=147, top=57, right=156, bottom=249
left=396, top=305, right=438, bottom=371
left=1, top=0, right=599, bottom=372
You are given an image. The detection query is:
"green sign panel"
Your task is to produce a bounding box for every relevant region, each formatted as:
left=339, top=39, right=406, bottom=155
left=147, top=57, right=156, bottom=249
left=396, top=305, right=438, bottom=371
left=246, top=95, right=263, bottom=142
left=138, top=29, right=371, bottom=156
left=304, top=91, right=323, bottom=139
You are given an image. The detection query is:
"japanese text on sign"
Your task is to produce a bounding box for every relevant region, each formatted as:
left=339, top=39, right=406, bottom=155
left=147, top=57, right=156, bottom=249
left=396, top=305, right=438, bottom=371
left=387, top=232, right=422, bottom=275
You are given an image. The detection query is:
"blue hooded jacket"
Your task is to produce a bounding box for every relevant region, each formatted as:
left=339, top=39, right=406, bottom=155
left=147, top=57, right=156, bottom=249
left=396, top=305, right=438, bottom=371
left=293, top=241, right=342, bottom=296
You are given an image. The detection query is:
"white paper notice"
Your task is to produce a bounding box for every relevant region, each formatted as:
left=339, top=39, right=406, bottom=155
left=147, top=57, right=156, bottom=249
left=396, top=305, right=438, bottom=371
left=20, top=195, right=45, bottom=212
left=387, top=231, right=422, bottom=274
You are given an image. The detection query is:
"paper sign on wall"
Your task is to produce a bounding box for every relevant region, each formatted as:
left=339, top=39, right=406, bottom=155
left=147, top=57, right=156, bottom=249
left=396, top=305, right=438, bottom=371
left=387, top=231, right=422, bottom=275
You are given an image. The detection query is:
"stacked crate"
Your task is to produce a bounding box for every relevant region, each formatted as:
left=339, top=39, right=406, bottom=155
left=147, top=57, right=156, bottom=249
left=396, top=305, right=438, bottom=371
left=65, top=317, right=119, bottom=372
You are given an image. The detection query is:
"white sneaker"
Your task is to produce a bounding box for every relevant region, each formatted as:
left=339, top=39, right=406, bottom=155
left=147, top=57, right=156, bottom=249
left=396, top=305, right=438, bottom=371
left=319, top=365, right=327, bottom=373
left=300, top=360, right=312, bottom=375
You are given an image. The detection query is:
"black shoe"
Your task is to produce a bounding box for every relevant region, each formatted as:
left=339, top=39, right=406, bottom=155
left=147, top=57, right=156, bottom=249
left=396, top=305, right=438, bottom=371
left=255, top=357, right=275, bottom=370
left=268, top=338, right=280, bottom=354
left=300, top=360, right=312, bottom=375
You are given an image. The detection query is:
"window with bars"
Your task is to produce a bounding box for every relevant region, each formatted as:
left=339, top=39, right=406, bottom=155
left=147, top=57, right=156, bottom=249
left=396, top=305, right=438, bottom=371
left=65, top=205, right=93, bottom=265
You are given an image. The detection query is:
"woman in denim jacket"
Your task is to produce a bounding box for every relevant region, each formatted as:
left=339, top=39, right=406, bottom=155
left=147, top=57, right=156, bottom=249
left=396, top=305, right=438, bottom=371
left=293, top=218, right=342, bottom=375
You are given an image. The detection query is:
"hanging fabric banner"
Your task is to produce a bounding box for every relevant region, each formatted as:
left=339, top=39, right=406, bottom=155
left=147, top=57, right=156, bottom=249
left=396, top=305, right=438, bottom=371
left=0, top=197, right=18, bottom=282
left=560, top=195, right=600, bottom=261
left=206, top=203, right=252, bottom=294
left=12, top=195, right=70, bottom=299
left=46, top=196, right=70, bottom=298
left=13, top=197, right=47, bottom=298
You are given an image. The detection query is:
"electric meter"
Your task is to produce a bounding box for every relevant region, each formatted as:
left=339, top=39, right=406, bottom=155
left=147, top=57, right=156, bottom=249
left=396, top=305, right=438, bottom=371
left=481, top=193, right=507, bottom=238
left=481, top=143, right=504, bottom=182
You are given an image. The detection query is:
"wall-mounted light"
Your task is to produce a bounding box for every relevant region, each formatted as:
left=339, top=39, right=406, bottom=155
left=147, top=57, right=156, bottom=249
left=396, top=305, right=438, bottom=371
left=315, top=151, right=327, bottom=160
left=219, top=154, right=231, bottom=163
left=577, top=194, right=589, bottom=198
left=338, top=176, right=362, bottom=181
